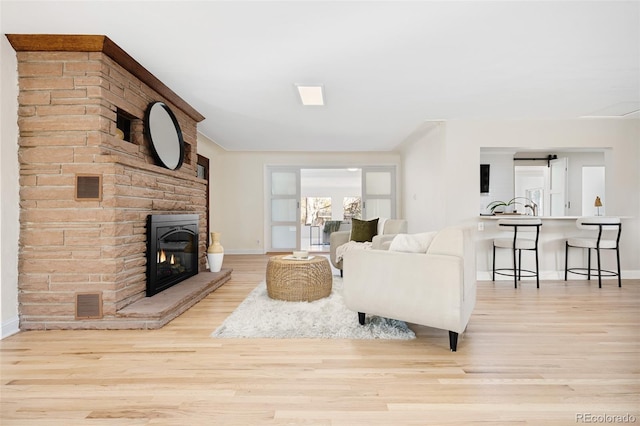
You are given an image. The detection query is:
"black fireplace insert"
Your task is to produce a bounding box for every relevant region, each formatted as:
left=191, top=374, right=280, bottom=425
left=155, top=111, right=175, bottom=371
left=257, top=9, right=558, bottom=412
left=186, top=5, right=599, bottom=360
left=146, top=214, right=199, bottom=296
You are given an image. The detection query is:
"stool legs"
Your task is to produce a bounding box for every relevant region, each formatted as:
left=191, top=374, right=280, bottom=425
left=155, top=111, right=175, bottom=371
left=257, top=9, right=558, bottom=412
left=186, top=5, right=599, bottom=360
left=564, top=242, right=569, bottom=281
left=512, top=246, right=517, bottom=288
left=535, top=246, right=540, bottom=288
left=616, top=248, right=622, bottom=287
left=596, top=248, right=602, bottom=288
left=565, top=245, right=622, bottom=287
left=492, top=244, right=496, bottom=281
left=493, top=245, right=539, bottom=288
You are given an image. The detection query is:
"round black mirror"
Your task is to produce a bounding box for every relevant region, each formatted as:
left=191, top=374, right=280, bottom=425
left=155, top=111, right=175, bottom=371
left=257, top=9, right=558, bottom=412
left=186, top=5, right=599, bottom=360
left=144, top=102, right=184, bottom=170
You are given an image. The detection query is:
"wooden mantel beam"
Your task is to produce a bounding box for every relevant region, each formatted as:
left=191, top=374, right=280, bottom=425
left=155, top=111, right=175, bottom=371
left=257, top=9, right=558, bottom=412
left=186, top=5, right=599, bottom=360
left=6, top=34, right=205, bottom=123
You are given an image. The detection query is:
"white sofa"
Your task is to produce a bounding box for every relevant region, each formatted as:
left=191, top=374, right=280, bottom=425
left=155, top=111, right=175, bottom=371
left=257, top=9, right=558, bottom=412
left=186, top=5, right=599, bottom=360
left=343, top=226, right=476, bottom=351
left=329, top=219, right=408, bottom=274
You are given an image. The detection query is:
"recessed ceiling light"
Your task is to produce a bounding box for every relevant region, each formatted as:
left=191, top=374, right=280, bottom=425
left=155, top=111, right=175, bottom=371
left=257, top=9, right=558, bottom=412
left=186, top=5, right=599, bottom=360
left=296, top=85, right=324, bottom=106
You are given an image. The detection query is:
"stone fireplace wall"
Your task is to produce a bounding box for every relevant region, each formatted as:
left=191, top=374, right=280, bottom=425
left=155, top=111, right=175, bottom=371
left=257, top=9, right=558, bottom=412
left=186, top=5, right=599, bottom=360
left=10, top=35, right=207, bottom=330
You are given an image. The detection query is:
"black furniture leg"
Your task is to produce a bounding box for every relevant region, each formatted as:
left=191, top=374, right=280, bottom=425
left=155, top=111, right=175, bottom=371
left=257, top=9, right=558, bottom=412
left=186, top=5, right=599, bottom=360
left=535, top=247, right=540, bottom=289
left=340, top=269, right=343, bottom=278
left=518, top=249, right=522, bottom=281
left=596, top=248, right=602, bottom=288
left=513, top=246, right=517, bottom=288
left=565, top=242, right=569, bottom=281
left=587, top=248, right=591, bottom=281
left=492, top=245, right=496, bottom=281
left=616, top=247, right=622, bottom=287
left=449, top=331, right=459, bottom=352
left=358, top=312, right=365, bottom=325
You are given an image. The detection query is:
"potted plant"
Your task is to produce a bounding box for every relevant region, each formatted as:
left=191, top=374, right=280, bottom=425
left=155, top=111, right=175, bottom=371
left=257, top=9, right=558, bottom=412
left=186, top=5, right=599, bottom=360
left=487, top=197, right=529, bottom=215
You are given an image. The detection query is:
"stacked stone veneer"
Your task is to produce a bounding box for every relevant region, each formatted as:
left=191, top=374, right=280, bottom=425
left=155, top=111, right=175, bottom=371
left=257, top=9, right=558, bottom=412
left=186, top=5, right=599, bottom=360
left=13, top=40, right=207, bottom=329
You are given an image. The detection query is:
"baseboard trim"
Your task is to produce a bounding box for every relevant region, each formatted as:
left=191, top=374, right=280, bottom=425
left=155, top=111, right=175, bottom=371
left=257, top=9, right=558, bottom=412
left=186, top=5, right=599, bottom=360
left=1, top=316, right=20, bottom=339
left=224, top=249, right=264, bottom=255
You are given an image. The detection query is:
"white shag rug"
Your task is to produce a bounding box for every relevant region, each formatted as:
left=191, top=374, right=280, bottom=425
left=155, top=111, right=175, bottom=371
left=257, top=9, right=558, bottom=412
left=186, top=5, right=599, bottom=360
left=211, top=277, right=415, bottom=340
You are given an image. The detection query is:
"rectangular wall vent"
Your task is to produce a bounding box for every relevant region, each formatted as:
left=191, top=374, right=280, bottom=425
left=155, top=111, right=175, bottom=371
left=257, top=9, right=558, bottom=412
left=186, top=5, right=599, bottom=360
left=75, top=175, right=102, bottom=201
left=75, top=292, right=103, bottom=319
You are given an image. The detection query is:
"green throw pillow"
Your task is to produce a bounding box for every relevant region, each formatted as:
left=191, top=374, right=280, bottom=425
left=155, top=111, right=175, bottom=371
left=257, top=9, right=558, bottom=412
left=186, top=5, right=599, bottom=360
left=350, top=218, right=379, bottom=242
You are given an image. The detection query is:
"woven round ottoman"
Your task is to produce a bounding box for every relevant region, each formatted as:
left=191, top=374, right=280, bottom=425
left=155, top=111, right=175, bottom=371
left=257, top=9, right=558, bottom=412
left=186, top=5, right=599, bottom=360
left=266, top=255, right=332, bottom=302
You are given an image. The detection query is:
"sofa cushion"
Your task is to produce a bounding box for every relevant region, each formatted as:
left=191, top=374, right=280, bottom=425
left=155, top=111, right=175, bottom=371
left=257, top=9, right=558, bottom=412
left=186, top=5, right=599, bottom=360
left=377, top=217, right=387, bottom=235
left=350, top=218, right=379, bottom=242
left=389, top=232, right=437, bottom=253
left=381, top=219, right=408, bottom=235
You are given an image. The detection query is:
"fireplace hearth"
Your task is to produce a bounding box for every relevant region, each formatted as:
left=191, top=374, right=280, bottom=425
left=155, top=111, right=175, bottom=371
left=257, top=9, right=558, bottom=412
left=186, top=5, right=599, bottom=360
left=147, top=214, right=199, bottom=297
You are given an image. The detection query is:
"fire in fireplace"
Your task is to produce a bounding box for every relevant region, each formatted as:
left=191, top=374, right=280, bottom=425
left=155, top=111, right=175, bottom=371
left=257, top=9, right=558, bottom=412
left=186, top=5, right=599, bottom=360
left=146, top=214, right=199, bottom=296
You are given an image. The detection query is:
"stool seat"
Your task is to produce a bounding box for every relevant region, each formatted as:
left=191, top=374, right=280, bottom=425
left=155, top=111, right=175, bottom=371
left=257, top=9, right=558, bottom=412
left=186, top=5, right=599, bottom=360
left=567, top=237, right=617, bottom=250
left=494, top=238, right=538, bottom=250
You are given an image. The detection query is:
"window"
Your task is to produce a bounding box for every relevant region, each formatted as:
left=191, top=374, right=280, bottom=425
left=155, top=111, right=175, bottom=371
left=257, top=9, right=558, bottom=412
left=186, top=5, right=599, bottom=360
left=301, top=197, right=332, bottom=226
left=343, top=197, right=361, bottom=220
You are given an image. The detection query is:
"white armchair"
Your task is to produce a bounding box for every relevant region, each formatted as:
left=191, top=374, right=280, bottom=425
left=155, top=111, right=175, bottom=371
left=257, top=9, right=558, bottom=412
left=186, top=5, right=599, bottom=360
left=343, top=226, right=476, bottom=351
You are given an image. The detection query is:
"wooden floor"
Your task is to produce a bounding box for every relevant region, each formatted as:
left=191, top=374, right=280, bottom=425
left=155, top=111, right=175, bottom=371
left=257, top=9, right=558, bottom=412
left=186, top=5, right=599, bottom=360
left=2, top=254, right=639, bottom=425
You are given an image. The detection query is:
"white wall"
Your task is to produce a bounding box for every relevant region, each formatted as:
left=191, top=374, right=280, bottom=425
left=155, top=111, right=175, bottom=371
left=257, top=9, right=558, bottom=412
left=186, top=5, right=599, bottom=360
left=197, top=133, right=401, bottom=253
left=1, top=35, right=21, bottom=338
left=402, top=119, right=640, bottom=278
left=399, top=122, right=448, bottom=233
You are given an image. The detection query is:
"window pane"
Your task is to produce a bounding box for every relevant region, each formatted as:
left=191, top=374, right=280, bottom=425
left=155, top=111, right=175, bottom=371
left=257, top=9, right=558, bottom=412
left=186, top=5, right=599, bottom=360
left=365, top=199, right=391, bottom=219
left=301, top=197, right=331, bottom=225
left=366, top=172, right=391, bottom=195
left=343, top=197, right=361, bottom=220
left=272, top=199, right=297, bottom=222
left=272, top=172, right=297, bottom=195
left=272, top=226, right=296, bottom=248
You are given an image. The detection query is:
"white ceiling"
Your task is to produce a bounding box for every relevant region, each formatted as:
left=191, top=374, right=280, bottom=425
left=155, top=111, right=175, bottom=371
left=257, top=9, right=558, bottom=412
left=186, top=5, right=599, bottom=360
left=3, top=1, right=639, bottom=152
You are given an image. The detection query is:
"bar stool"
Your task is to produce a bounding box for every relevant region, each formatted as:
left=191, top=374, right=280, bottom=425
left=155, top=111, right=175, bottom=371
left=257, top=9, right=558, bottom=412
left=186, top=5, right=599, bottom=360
left=493, top=218, right=542, bottom=288
left=565, top=217, right=621, bottom=288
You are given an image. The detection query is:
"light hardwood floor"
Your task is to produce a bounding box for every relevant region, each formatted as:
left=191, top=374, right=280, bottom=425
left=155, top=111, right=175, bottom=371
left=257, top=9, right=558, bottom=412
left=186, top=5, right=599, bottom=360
left=2, top=254, right=639, bottom=425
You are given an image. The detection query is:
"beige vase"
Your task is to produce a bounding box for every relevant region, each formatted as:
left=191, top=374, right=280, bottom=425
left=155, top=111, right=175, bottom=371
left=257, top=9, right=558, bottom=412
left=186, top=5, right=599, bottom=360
left=207, top=232, right=224, bottom=272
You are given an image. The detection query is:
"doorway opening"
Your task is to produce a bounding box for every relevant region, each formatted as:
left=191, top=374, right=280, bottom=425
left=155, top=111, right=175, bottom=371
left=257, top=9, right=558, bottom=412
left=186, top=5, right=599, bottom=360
left=266, top=165, right=396, bottom=253
left=300, top=168, right=361, bottom=252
